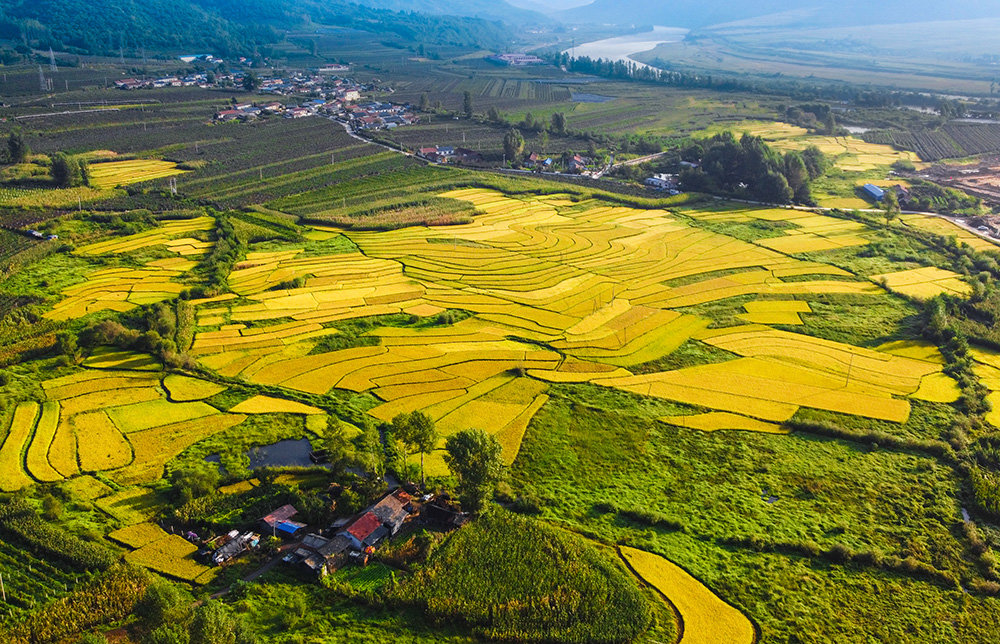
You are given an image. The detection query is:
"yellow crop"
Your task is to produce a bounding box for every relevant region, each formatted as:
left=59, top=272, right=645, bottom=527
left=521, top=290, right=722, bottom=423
left=0, top=402, right=39, bottom=492
left=163, top=374, right=227, bottom=402
left=228, top=395, right=324, bottom=415
left=619, top=546, right=755, bottom=644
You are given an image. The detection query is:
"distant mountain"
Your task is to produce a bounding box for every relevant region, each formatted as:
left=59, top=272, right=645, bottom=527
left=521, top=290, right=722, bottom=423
left=346, top=0, right=550, bottom=25
left=0, top=0, right=514, bottom=56
left=558, top=0, right=1000, bottom=29
left=504, top=0, right=592, bottom=13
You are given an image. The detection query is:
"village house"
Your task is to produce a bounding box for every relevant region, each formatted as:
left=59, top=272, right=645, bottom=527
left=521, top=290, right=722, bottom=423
left=568, top=155, right=590, bottom=174
left=210, top=530, right=260, bottom=566
left=288, top=533, right=352, bottom=577
left=339, top=511, right=386, bottom=550
left=645, top=173, right=678, bottom=191
left=261, top=504, right=306, bottom=538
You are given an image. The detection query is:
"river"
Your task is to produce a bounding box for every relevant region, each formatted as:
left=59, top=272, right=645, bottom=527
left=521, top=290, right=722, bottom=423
left=563, top=26, right=688, bottom=71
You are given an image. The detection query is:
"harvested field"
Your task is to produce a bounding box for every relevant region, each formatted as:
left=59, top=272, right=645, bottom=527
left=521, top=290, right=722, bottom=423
left=87, top=159, right=187, bottom=190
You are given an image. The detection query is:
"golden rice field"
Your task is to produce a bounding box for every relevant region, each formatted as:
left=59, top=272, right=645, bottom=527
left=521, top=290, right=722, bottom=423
left=172, top=187, right=965, bottom=454
left=872, top=266, right=971, bottom=300
left=900, top=214, right=1000, bottom=253
left=662, top=412, right=788, bottom=434
left=76, top=216, right=214, bottom=257
left=44, top=257, right=195, bottom=321
left=87, top=159, right=188, bottom=190
left=0, top=370, right=253, bottom=489
left=120, top=525, right=217, bottom=584
left=619, top=546, right=756, bottom=644
left=228, top=395, right=325, bottom=415
left=694, top=119, right=918, bottom=171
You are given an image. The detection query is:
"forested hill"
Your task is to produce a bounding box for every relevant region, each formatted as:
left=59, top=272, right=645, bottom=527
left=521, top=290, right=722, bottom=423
left=0, top=0, right=512, bottom=57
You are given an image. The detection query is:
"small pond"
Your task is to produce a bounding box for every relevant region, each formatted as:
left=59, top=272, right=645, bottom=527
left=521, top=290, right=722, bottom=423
left=571, top=92, right=616, bottom=103
left=246, top=438, right=314, bottom=469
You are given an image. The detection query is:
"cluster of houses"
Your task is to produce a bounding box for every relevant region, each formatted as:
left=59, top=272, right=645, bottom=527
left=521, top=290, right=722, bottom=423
left=27, top=229, right=58, bottom=241
left=417, top=145, right=483, bottom=165
left=204, top=487, right=467, bottom=578
left=348, top=102, right=420, bottom=131
left=115, top=74, right=211, bottom=90
left=644, top=173, right=681, bottom=194
left=487, top=53, right=546, bottom=67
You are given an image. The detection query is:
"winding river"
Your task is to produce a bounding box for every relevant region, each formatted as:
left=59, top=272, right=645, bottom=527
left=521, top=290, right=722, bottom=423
left=562, top=26, right=688, bottom=71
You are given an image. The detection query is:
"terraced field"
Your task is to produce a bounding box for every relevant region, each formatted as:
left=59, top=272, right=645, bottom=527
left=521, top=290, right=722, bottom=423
left=0, top=370, right=247, bottom=488
left=162, top=188, right=963, bottom=473
left=87, top=159, right=188, bottom=189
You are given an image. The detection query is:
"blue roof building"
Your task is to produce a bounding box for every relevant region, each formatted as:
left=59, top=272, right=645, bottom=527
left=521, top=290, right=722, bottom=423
left=862, top=183, right=885, bottom=201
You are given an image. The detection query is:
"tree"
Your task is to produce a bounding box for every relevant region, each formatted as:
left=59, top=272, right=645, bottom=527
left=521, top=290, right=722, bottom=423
left=444, top=428, right=504, bottom=513
left=783, top=152, right=811, bottom=203
left=883, top=189, right=900, bottom=226
left=189, top=601, right=257, bottom=644
left=242, top=72, right=260, bottom=92
left=418, top=93, right=430, bottom=112
left=551, top=112, right=566, bottom=135
left=170, top=467, right=219, bottom=504
left=50, top=152, right=79, bottom=188
left=487, top=106, right=502, bottom=123
left=7, top=128, right=29, bottom=163
left=502, top=128, right=524, bottom=165
left=137, top=580, right=186, bottom=632
left=463, top=91, right=473, bottom=119
left=392, top=411, right=437, bottom=488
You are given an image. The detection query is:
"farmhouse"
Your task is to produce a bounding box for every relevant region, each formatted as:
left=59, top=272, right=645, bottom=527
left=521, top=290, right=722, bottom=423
left=862, top=183, right=886, bottom=201
left=210, top=530, right=260, bottom=566
left=645, top=173, right=678, bottom=190
left=371, top=488, right=412, bottom=535
left=339, top=511, right=387, bottom=550
left=261, top=504, right=307, bottom=537
left=289, top=533, right=351, bottom=577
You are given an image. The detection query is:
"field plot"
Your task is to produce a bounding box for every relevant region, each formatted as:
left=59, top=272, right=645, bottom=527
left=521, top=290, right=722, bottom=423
left=0, top=402, right=40, bottom=491
left=593, top=324, right=957, bottom=422
left=679, top=204, right=871, bottom=253
left=737, top=300, right=811, bottom=325
left=120, top=524, right=217, bottom=584
left=697, top=120, right=918, bottom=171
left=15, top=370, right=252, bottom=485
left=75, top=216, right=214, bottom=257
left=619, top=546, right=755, bottom=644
left=900, top=214, right=1000, bottom=252
left=87, top=159, right=187, bottom=190
left=43, top=257, right=195, bottom=321
left=871, top=266, right=971, bottom=299
left=662, top=412, right=787, bottom=434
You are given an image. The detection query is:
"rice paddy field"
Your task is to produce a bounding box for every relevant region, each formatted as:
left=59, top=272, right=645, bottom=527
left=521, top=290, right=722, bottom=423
left=86, top=159, right=188, bottom=190
left=4, top=125, right=1000, bottom=641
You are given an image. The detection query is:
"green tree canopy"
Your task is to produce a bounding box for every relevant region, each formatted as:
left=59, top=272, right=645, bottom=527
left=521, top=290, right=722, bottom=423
left=7, top=128, right=29, bottom=163
left=444, top=428, right=504, bottom=513
left=463, top=90, right=473, bottom=119
left=502, top=128, right=524, bottom=165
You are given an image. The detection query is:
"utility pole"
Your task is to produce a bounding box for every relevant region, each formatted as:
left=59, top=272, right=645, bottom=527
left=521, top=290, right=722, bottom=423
left=0, top=572, right=5, bottom=602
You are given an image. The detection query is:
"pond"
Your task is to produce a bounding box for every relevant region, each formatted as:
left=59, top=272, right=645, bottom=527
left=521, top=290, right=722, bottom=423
left=571, top=92, right=616, bottom=103
left=246, top=438, right=314, bottom=469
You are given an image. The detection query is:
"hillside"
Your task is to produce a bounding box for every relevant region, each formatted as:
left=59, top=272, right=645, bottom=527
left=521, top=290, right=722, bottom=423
left=559, top=0, right=1000, bottom=29
left=346, top=0, right=550, bottom=26
left=0, top=0, right=512, bottom=56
